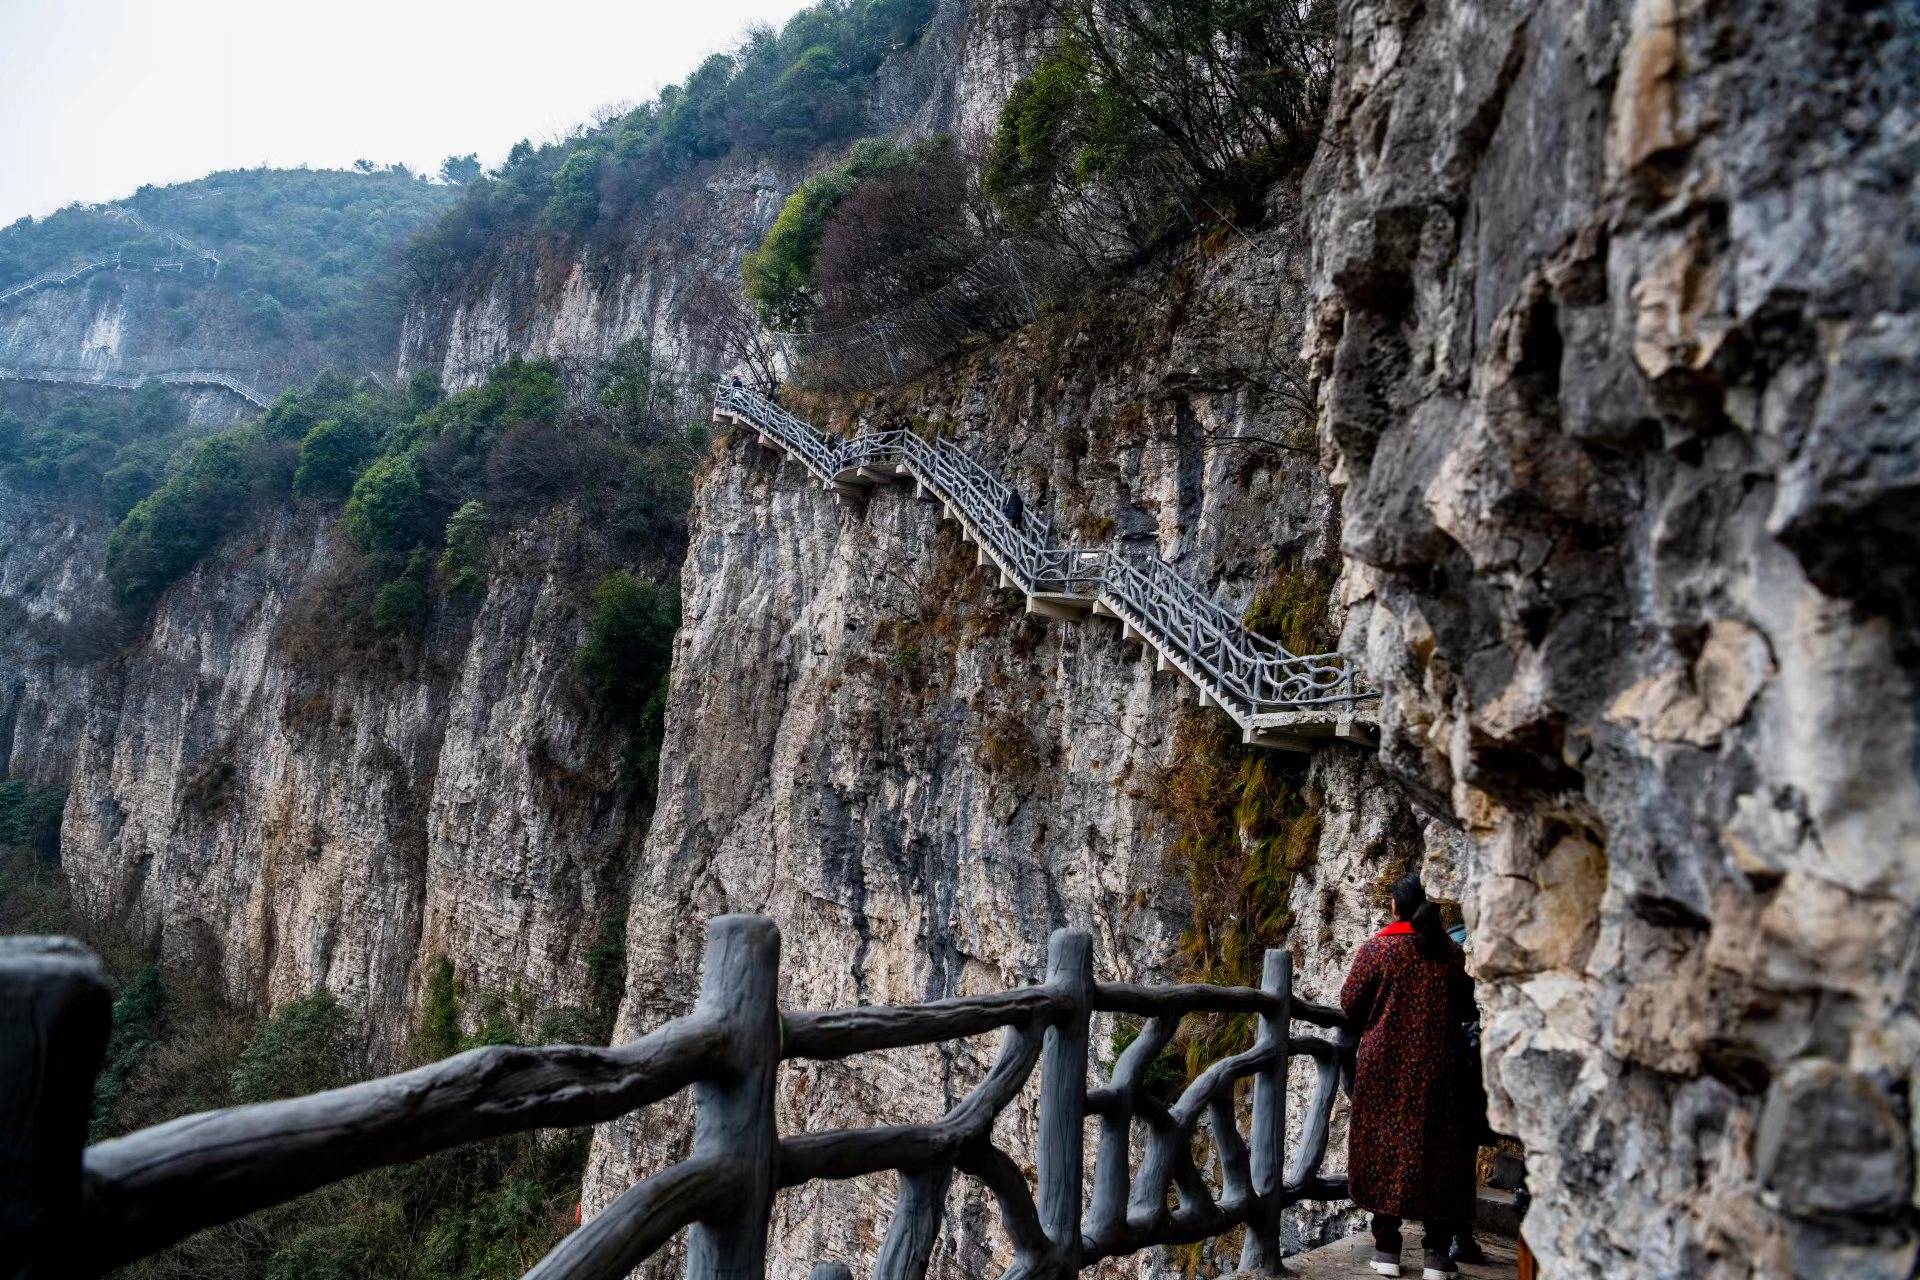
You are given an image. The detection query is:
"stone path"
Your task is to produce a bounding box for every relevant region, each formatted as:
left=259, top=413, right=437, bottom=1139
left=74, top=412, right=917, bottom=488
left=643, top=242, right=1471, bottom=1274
left=1278, top=1223, right=1520, bottom=1279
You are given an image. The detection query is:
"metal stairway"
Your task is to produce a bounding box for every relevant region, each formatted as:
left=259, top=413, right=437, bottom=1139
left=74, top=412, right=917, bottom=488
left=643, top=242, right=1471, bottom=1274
left=714, top=383, right=1377, bottom=751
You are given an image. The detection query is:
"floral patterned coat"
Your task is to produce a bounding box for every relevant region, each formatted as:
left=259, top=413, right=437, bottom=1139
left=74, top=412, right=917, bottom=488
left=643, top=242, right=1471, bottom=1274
left=1338, top=923, right=1477, bottom=1222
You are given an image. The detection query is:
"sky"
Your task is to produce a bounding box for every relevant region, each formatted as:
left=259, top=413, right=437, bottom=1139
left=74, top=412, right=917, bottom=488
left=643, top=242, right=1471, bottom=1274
left=0, top=0, right=816, bottom=225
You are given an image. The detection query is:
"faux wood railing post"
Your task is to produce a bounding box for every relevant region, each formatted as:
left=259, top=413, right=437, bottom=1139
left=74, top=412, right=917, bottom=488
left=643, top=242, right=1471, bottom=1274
left=1037, top=928, right=1093, bottom=1272
left=684, top=916, right=781, bottom=1280
left=1239, top=949, right=1291, bottom=1275
left=0, top=938, right=112, bottom=1280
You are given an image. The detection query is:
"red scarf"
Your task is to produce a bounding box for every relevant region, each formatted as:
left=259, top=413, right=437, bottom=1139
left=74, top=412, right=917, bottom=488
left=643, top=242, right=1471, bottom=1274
left=1377, top=921, right=1414, bottom=937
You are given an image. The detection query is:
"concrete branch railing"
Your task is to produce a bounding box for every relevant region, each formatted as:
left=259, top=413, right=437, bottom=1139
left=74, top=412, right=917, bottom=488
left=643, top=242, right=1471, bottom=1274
left=714, top=383, right=1377, bottom=749
left=0, top=924, right=1352, bottom=1280
left=0, top=363, right=271, bottom=409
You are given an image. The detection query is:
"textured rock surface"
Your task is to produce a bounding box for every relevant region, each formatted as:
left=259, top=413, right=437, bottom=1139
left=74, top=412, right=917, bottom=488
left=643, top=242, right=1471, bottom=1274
left=397, top=0, right=1020, bottom=396
left=0, top=482, right=116, bottom=785
left=582, top=210, right=1448, bottom=1276
left=59, top=506, right=648, bottom=1056
left=1306, top=0, right=1919, bottom=1273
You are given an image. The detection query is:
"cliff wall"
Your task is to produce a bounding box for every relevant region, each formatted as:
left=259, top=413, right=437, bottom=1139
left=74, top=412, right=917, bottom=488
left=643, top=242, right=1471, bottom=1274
left=59, top=504, right=653, bottom=1057
left=1307, top=0, right=1918, bottom=1272
left=581, top=204, right=1447, bottom=1275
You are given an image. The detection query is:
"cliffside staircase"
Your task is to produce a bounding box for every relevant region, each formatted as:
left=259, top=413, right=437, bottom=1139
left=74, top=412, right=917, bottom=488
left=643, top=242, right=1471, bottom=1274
left=0, top=363, right=271, bottom=409
left=713, top=383, right=1378, bottom=751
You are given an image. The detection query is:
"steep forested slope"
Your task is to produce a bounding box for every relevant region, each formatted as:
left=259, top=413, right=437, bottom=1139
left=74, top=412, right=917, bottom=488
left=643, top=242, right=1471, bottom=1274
left=1, top=167, right=458, bottom=380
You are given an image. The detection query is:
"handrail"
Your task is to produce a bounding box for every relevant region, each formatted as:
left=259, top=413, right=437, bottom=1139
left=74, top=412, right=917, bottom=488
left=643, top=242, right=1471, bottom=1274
left=1, top=921, right=1352, bottom=1280
left=0, top=204, right=220, bottom=307
left=715, top=383, right=1375, bottom=728
left=0, top=363, right=271, bottom=409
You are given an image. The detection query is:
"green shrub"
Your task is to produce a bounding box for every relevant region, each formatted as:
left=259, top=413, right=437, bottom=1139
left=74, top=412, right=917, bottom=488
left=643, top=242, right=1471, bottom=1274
left=0, top=780, right=65, bottom=855
left=293, top=409, right=381, bottom=499
left=105, top=429, right=265, bottom=611
left=371, top=550, right=432, bottom=634
left=345, top=446, right=429, bottom=568
left=439, top=500, right=490, bottom=594
left=90, top=965, right=166, bottom=1138
left=577, top=571, right=679, bottom=798
left=743, top=138, right=927, bottom=326
left=230, top=989, right=349, bottom=1104
left=415, top=955, right=464, bottom=1064
left=543, top=144, right=606, bottom=234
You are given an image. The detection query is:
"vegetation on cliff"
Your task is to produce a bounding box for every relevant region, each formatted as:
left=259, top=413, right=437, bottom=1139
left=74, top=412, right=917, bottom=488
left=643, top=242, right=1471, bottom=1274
left=0, top=381, right=203, bottom=514
left=986, top=0, right=1334, bottom=258
left=1151, top=708, right=1321, bottom=1076
left=406, top=0, right=939, bottom=284
left=0, top=167, right=457, bottom=370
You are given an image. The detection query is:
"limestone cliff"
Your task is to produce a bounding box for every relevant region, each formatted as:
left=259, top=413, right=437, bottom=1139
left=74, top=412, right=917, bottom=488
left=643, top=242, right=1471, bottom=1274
left=397, top=0, right=1021, bottom=395
left=0, top=480, right=116, bottom=785
left=581, top=203, right=1447, bottom=1275
left=60, top=504, right=654, bottom=1059
left=1306, top=0, right=1918, bottom=1272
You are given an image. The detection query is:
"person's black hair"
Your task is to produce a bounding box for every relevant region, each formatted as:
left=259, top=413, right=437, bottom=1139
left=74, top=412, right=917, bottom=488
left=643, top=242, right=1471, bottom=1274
left=1390, top=874, right=1451, bottom=961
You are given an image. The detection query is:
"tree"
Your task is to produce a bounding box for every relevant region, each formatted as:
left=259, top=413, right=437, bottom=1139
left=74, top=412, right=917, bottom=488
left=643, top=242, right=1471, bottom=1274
left=593, top=335, right=672, bottom=434
left=106, top=430, right=262, bottom=611
left=230, top=991, right=349, bottom=1103
left=743, top=138, right=932, bottom=327
left=811, top=137, right=982, bottom=329
left=439, top=153, right=483, bottom=185
left=985, top=0, right=1335, bottom=257
left=293, top=408, right=380, bottom=500
left=438, top=500, right=489, bottom=594
left=345, top=446, right=429, bottom=568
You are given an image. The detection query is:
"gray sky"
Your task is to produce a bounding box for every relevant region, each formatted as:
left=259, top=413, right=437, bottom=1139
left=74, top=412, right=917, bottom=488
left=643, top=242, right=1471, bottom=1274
left=0, top=0, right=815, bottom=225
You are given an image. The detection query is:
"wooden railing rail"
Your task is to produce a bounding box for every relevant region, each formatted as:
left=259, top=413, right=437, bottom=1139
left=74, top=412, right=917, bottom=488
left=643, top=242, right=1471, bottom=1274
left=1, top=919, right=1351, bottom=1280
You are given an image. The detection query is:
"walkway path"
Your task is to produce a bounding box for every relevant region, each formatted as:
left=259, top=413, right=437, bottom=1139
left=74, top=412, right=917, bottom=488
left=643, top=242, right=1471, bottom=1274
left=1275, top=1224, right=1520, bottom=1280
left=0, top=204, right=218, bottom=308
left=0, top=363, right=271, bottom=409
left=714, top=384, right=1377, bottom=749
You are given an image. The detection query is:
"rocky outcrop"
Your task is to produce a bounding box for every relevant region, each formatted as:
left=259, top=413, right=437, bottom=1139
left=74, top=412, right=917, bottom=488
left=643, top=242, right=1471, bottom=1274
left=0, top=483, right=117, bottom=785
left=583, top=206, right=1451, bottom=1275
left=59, top=505, right=650, bottom=1057
left=397, top=0, right=1026, bottom=396
left=1306, top=0, right=1918, bottom=1273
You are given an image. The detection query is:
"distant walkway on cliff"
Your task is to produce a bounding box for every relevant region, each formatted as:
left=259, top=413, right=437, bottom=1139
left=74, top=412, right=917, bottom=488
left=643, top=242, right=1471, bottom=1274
left=0, top=363, right=271, bottom=409
left=0, top=204, right=220, bottom=308
left=713, top=383, right=1377, bottom=751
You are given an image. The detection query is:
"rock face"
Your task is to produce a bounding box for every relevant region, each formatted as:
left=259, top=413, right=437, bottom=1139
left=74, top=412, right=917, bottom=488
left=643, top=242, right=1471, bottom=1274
left=398, top=0, right=1023, bottom=396
left=1305, top=0, right=1918, bottom=1273
left=582, top=208, right=1450, bottom=1275
left=0, top=482, right=116, bottom=785
left=59, top=505, right=650, bottom=1057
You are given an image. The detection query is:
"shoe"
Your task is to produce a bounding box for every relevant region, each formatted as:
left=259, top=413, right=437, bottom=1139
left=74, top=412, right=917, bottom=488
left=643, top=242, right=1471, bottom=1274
left=1369, top=1255, right=1402, bottom=1277
left=1421, top=1253, right=1459, bottom=1279
left=1451, top=1237, right=1487, bottom=1265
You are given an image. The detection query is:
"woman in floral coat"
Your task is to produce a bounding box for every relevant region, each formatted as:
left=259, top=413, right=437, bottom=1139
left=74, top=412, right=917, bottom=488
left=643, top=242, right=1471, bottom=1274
left=1340, top=875, right=1477, bottom=1278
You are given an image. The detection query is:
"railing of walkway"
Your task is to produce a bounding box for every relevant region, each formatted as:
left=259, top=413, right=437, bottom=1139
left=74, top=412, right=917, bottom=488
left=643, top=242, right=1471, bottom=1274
left=2, top=921, right=1350, bottom=1280
left=0, top=206, right=220, bottom=308
left=0, top=363, right=272, bottom=409
left=715, top=383, right=1372, bottom=723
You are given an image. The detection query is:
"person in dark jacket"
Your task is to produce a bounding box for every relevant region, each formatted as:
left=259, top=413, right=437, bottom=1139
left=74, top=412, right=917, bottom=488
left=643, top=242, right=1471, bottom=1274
left=1340, top=875, right=1476, bottom=1278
